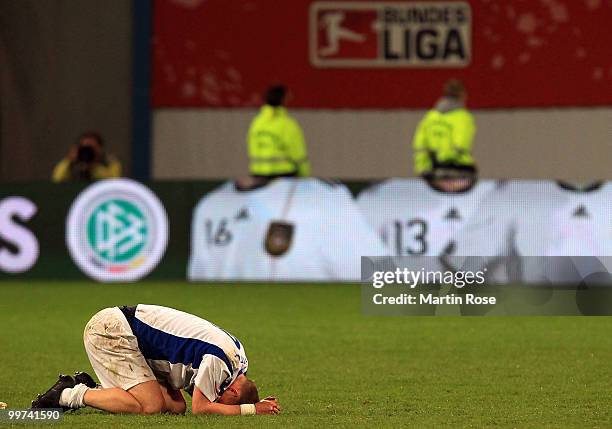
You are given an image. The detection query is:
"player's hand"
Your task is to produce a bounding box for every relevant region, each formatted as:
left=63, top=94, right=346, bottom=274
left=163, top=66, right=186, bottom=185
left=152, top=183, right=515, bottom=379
left=255, top=397, right=281, bottom=415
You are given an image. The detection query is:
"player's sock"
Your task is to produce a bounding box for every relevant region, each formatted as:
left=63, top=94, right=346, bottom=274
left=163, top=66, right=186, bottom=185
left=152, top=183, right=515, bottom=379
left=59, top=383, right=89, bottom=409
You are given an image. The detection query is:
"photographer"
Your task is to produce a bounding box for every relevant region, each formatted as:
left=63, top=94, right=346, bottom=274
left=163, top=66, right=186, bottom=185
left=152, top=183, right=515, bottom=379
left=52, top=132, right=122, bottom=182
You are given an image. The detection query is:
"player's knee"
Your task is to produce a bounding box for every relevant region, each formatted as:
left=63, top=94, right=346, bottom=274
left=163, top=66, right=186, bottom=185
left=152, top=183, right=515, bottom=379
left=167, top=400, right=186, bottom=415
left=143, top=393, right=165, bottom=415
left=127, top=401, right=143, bottom=414
left=140, top=400, right=164, bottom=415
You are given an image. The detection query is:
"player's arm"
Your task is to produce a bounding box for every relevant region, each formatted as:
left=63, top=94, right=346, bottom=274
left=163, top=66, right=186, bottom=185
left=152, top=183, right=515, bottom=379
left=191, top=387, right=280, bottom=416
left=191, top=387, right=240, bottom=415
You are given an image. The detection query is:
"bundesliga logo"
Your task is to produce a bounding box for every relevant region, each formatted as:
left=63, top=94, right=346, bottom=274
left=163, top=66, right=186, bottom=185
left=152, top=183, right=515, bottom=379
left=310, top=1, right=471, bottom=68
left=66, top=179, right=168, bottom=282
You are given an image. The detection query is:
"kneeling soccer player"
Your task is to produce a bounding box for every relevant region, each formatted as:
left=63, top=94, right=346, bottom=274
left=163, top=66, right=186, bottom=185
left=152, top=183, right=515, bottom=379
left=32, top=304, right=280, bottom=416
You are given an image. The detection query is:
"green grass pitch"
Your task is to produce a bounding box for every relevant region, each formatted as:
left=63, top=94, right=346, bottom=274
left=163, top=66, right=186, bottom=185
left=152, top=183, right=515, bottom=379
left=0, top=281, right=610, bottom=428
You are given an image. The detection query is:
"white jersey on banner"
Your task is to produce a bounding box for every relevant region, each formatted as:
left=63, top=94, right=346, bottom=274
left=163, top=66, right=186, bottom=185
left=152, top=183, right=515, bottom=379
left=357, top=179, right=497, bottom=258
left=516, top=182, right=612, bottom=257
left=188, top=178, right=388, bottom=281
left=453, top=181, right=612, bottom=282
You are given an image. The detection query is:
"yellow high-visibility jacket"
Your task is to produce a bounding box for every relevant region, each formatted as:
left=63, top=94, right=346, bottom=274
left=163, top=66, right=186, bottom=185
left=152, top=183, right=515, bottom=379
left=247, top=105, right=310, bottom=177
left=412, top=108, right=476, bottom=175
left=52, top=156, right=122, bottom=183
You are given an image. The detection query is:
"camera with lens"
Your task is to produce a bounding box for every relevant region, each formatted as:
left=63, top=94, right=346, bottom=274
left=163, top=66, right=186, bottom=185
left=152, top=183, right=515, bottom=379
left=77, top=145, right=97, bottom=164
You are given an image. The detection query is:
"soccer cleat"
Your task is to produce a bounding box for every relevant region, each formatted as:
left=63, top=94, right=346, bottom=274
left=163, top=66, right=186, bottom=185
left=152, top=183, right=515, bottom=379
left=31, top=374, right=75, bottom=410
left=74, top=371, right=98, bottom=388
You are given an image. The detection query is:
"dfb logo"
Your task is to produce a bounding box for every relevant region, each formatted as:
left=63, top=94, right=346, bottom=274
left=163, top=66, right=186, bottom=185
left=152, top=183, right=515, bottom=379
left=0, top=197, right=39, bottom=273
left=66, top=179, right=168, bottom=282
left=310, top=1, right=471, bottom=68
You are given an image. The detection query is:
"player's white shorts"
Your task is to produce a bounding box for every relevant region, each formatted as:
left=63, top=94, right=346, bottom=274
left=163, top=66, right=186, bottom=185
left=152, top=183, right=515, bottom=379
left=83, top=307, right=156, bottom=390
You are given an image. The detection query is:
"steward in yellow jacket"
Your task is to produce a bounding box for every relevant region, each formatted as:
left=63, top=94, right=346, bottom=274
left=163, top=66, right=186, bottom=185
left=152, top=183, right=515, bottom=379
left=413, top=80, right=476, bottom=176
left=247, top=86, right=310, bottom=177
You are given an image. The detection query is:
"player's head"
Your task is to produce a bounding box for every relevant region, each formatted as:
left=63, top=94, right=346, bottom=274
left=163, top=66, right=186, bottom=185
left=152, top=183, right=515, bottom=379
left=218, top=374, right=260, bottom=405
left=425, top=163, right=477, bottom=193
left=265, top=85, right=287, bottom=107
left=443, top=79, right=466, bottom=101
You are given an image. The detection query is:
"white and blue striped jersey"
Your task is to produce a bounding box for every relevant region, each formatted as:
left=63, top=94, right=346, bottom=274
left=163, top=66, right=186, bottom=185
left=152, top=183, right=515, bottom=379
left=123, top=304, right=248, bottom=402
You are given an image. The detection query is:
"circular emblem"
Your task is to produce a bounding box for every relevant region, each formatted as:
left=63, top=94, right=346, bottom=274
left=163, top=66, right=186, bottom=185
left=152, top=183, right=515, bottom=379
left=66, top=179, right=168, bottom=282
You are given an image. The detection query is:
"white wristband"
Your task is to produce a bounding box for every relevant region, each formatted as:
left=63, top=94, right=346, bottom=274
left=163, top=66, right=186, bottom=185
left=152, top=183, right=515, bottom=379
left=240, top=403, right=256, bottom=416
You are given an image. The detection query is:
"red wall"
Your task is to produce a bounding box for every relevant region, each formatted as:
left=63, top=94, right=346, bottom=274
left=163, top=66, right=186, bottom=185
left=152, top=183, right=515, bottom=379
left=152, top=0, right=612, bottom=109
